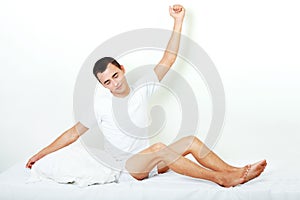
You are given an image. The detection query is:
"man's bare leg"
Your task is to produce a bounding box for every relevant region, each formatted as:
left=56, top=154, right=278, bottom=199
left=158, top=136, right=267, bottom=182
left=125, top=142, right=246, bottom=187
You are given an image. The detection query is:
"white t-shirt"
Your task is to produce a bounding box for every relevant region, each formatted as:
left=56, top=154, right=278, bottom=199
left=93, top=70, right=159, bottom=166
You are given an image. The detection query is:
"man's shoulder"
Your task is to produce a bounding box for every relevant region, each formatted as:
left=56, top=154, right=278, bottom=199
left=94, top=85, right=112, bottom=111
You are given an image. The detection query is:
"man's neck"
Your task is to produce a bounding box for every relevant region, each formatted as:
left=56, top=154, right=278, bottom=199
left=113, top=86, right=131, bottom=98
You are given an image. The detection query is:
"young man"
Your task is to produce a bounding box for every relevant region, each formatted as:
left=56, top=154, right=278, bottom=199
left=26, top=5, right=267, bottom=187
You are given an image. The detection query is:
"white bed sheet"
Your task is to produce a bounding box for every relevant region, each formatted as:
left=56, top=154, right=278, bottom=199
left=0, top=160, right=299, bottom=200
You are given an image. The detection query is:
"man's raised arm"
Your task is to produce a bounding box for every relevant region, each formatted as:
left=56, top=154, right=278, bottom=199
left=154, top=4, right=185, bottom=81
left=25, top=122, right=88, bottom=169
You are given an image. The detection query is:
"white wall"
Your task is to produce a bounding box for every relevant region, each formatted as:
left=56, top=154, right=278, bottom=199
left=0, top=0, right=300, bottom=172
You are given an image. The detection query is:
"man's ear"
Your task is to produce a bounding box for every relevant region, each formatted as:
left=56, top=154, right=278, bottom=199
left=120, top=65, right=125, bottom=73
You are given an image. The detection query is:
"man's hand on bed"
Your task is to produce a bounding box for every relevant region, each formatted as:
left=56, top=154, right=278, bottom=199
left=26, top=154, right=40, bottom=169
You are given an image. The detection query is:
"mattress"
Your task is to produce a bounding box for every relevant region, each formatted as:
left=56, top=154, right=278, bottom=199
left=0, top=160, right=299, bottom=200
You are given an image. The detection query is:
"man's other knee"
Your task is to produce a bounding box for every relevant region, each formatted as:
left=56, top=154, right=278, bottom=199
left=149, top=142, right=167, bottom=152
left=180, top=136, right=204, bottom=152
left=182, top=135, right=203, bottom=144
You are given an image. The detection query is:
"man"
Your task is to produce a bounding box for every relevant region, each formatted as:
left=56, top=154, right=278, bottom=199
left=26, top=5, right=267, bottom=187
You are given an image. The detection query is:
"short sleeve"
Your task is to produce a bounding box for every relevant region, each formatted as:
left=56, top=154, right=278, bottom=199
left=132, top=69, right=160, bottom=97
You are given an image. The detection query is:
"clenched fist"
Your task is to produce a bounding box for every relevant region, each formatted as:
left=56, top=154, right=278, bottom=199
left=169, top=4, right=185, bottom=22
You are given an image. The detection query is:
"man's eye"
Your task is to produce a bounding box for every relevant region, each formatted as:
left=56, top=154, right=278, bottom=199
left=106, top=81, right=110, bottom=85
left=113, top=74, right=118, bottom=78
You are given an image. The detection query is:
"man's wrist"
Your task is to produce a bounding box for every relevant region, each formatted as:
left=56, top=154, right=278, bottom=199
left=174, top=18, right=184, bottom=24
left=174, top=19, right=184, bottom=28
left=173, top=19, right=183, bottom=32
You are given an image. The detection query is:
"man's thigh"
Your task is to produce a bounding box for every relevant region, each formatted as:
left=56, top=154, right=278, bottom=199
left=125, top=143, right=165, bottom=180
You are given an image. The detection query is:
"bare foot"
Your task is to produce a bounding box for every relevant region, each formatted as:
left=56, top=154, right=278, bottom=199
left=216, top=160, right=267, bottom=187
left=241, top=160, right=267, bottom=184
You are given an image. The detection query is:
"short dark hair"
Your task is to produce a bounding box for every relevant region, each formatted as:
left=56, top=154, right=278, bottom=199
left=93, top=57, right=121, bottom=80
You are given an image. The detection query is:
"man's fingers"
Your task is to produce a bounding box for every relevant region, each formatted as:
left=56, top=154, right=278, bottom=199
left=25, top=160, right=35, bottom=169
left=28, top=163, right=34, bottom=169
left=169, top=6, right=173, bottom=14
left=174, top=8, right=182, bottom=13
left=172, top=4, right=183, bottom=13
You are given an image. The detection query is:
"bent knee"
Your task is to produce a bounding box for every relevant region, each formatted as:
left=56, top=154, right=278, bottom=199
left=150, top=142, right=167, bottom=152
left=183, top=135, right=203, bottom=144
left=181, top=136, right=204, bottom=149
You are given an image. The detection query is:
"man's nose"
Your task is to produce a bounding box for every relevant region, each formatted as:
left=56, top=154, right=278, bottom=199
left=112, top=79, right=119, bottom=87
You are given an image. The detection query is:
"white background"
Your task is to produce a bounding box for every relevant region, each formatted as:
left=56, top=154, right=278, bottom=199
left=0, top=0, right=299, bottom=172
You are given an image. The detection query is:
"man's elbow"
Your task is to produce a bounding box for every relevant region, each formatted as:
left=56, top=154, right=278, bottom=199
left=68, top=127, right=80, bottom=144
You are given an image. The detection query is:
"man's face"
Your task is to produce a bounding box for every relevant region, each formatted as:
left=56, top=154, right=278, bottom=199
left=97, top=63, right=129, bottom=97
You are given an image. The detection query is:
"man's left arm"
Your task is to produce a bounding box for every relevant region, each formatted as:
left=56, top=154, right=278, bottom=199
left=154, top=5, right=185, bottom=82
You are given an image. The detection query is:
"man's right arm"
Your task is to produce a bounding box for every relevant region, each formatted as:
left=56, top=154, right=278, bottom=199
left=25, top=122, right=88, bottom=169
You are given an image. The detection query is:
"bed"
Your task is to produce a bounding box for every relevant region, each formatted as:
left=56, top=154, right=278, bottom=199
left=1, top=159, right=299, bottom=200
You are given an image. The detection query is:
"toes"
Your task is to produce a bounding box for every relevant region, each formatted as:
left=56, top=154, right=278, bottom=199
left=258, top=159, right=267, bottom=166
left=243, top=165, right=251, bottom=179
left=240, top=165, right=250, bottom=183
